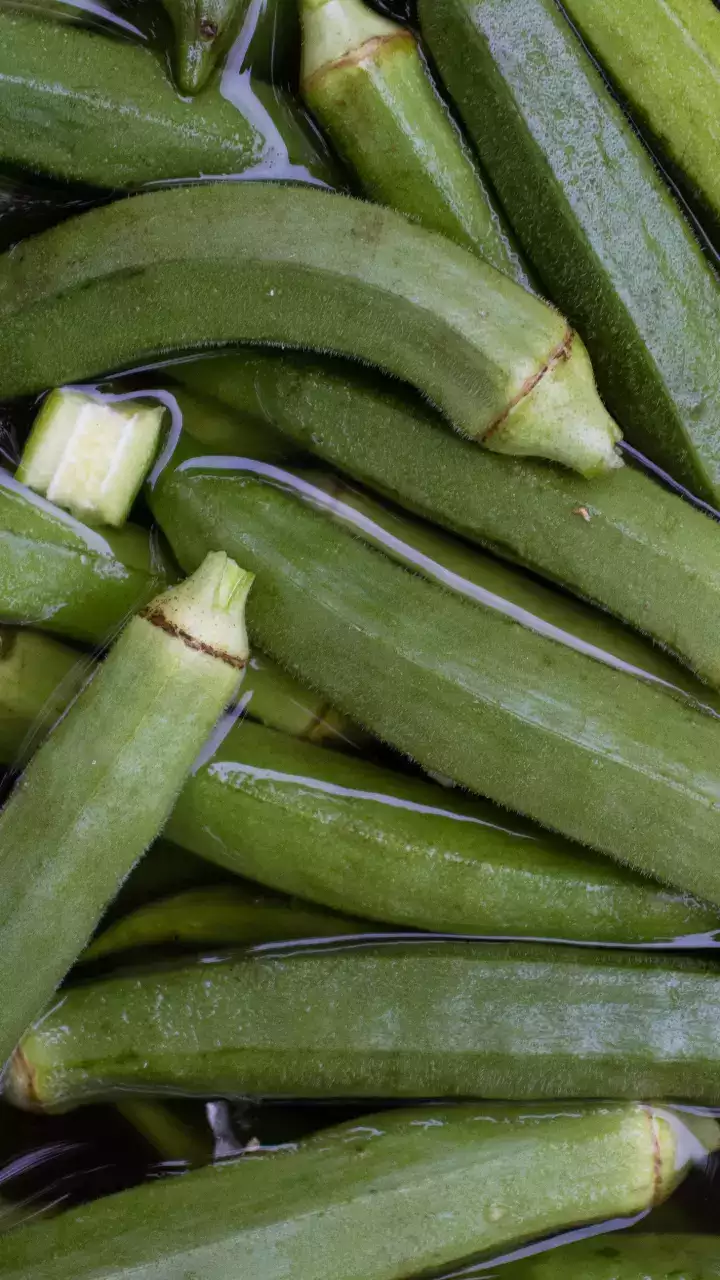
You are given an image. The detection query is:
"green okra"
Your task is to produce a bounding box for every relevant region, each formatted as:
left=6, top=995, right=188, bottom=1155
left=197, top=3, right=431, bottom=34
left=160, top=0, right=248, bottom=94
left=560, top=0, right=720, bottom=244
left=117, top=1099, right=212, bottom=1167
left=0, top=1104, right=700, bottom=1280
left=167, top=719, right=720, bottom=945
left=300, top=0, right=532, bottom=287
left=85, top=884, right=369, bottom=960
left=151, top=457, right=720, bottom=907
left=0, top=552, right=253, bottom=1070
left=10, top=943, right=720, bottom=1105
left=418, top=0, right=720, bottom=503
left=0, top=627, right=89, bottom=766
left=105, top=841, right=232, bottom=922
left=0, top=467, right=171, bottom=646
left=0, top=9, right=336, bottom=189
left=0, top=183, right=622, bottom=477
left=173, top=350, right=720, bottom=689
left=497, top=1234, right=720, bottom=1279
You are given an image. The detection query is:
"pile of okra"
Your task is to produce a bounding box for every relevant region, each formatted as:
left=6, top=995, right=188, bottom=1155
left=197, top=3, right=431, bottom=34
left=1, top=0, right=720, bottom=1274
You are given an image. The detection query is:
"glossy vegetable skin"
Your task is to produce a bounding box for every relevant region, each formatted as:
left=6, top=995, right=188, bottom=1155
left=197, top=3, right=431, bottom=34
left=0, top=468, right=170, bottom=646
left=0, top=554, right=252, bottom=1068
left=300, top=0, right=533, bottom=286
left=0, top=1104, right=695, bottom=1280
left=0, top=183, right=621, bottom=476
left=167, top=720, right=720, bottom=944
left=0, top=8, right=336, bottom=189
left=419, top=0, right=720, bottom=503
left=174, top=351, right=720, bottom=690
left=0, top=627, right=89, bottom=765
left=498, top=1234, right=720, bottom=1279
left=10, top=942, right=720, bottom=1105
left=151, top=458, right=720, bottom=907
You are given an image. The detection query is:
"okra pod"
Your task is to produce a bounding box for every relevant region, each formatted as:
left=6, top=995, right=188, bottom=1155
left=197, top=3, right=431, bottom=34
left=160, top=0, right=246, bottom=94
left=173, top=351, right=720, bottom=689
left=85, top=885, right=369, bottom=960
left=0, top=552, right=252, bottom=1068
left=300, top=0, right=532, bottom=287
left=0, top=468, right=170, bottom=646
left=0, top=183, right=622, bottom=476
left=151, top=457, right=720, bottom=906
left=117, top=1100, right=212, bottom=1167
left=9, top=943, right=720, bottom=1104
left=0, top=627, right=89, bottom=766
left=167, top=721, right=720, bottom=944
left=0, top=1103, right=703, bottom=1279
left=499, top=1234, right=720, bottom=1279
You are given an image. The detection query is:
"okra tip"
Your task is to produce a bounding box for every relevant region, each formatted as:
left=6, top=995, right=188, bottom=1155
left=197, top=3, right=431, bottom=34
left=142, top=551, right=254, bottom=667
left=300, top=0, right=401, bottom=84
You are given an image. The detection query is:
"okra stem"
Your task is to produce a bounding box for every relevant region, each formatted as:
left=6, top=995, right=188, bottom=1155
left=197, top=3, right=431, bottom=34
left=0, top=552, right=252, bottom=1070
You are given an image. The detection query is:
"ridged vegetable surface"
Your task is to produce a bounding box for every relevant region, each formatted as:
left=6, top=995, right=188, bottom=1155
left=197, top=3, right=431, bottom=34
left=0, top=1103, right=695, bottom=1279
left=9, top=943, right=720, bottom=1104
left=0, top=183, right=622, bottom=476
left=418, top=0, right=720, bottom=502
left=151, top=456, right=720, bottom=907
left=498, top=1234, right=720, bottom=1279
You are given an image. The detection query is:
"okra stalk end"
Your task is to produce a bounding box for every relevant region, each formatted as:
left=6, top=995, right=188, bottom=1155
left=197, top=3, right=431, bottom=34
left=142, top=551, right=254, bottom=668
left=300, top=0, right=400, bottom=85
left=483, top=331, right=623, bottom=477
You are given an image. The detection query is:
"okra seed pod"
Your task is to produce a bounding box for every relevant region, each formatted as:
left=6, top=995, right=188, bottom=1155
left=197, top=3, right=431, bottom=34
left=0, top=551, right=253, bottom=1070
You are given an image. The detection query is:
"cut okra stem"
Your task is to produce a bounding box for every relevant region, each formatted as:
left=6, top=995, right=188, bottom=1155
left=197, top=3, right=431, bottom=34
left=16, top=389, right=165, bottom=528
left=0, top=551, right=253, bottom=1071
left=300, top=0, right=533, bottom=288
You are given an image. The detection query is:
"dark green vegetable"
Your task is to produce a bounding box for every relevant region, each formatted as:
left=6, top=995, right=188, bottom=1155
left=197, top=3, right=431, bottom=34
left=418, top=0, right=720, bottom=502
left=0, top=1103, right=699, bottom=1279
left=151, top=457, right=720, bottom=907
left=0, top=183, right=622, bottom=476
left=498, top=1234, right=720, bottom=1279
left=0, top=9, right=336, bottom=189
left=0, top=467, right=170, bottom=646
left=0, top=553, right=252, bottom=1069
left=0, top=627, right=89, bottom=765
left=174, top=351, right=720, bottom=689
left=160, top=0, right=247, bottom=94
left=300, top=0, right=532, bottom=286
left=9, top=943, right=720, bottom=1104
left=167, top=719, right=720, bottom=945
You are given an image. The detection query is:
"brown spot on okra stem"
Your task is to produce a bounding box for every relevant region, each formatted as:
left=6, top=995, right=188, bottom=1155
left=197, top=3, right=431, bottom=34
left=140, top=608, right=249, bottom=670
left=199, top=20, right=218, bottom=38
left=303, top=30, right=415, bottom=89
left=482, top=328, right=575, bottom=443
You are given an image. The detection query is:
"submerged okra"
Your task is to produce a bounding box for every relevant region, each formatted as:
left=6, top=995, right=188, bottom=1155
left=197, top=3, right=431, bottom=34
left=0, top=183, right=622, bottom=476
left=174, top=352, right=720, bottom=689
left=499, top=1234, right=720, bottom=1279
left=0, top=553, right=253, bottom=1069
left=0, top=1103, right=700, bottom=1280
left=300, top=0, right=532, bottom=287
left=9, top=942, right=720, bottom=1104
left=151, top=457, right=720, bottom=907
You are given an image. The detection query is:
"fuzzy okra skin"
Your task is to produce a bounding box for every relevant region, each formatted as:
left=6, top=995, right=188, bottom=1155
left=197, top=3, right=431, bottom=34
left=151, top=459, right=720, bottom=907
left=300, top=0, right=533, bottom=288
left=0, top=184, right=622, bottom=477
left=0, top=9, right=336, bottom=190
left=174, top=351, right=720, bottom=689
left=10, top=943, right=720, bottom=1105
left=160, top=0, right=247, bottom=94
left=499, top=1235, right=720, bottom=1279
left=418, top=0, right=720, bottom=503
left=167, top=720, right=720, bottom=945
left=0, top=628, right=89, bottom=766
left=0, top=467, right=170, bottom=646
left=0, top=553, right=252, bottom=1070
left=0, top=1105, right=694, bottom=1280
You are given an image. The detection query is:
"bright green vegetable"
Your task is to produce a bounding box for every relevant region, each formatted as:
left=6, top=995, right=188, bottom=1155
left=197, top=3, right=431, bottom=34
left=151, top=458, right=720, bottom=907
left=300, top=0, right=532, bottom=287
left=160, top=0, right=247, bottom=94
left=17, top=389, right=165, bottom=527
left=0, top=552, right=253, bottom=1070
left=9, top=943, right=720, bottom=1104
left=0, top=1103, right=700, bottom=1280
left=85, top=884, right=369, bottom=959
left=167, top=717, right=720, bottom=945
left=418, top=0, right=720, bottom=502
left=105, top=841, right=232, bottom=922
left=0, top=627, right=89, bottom=766
left=173, top=351, right=720, bottom=689
left=243, top=650, right=369, bottom=748
left=0, top=467, right=170, bottom=646
left=560, top=0, right=720, bottom=242
left=0, top=9, right=336, bottom=189
left=498, top=1234, right=720, bottom=1279
left=117, top=1099, right=212, bottom=1167
left=0, top=184, right=622, bottom=477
